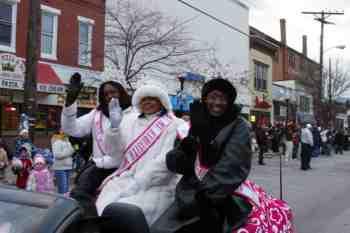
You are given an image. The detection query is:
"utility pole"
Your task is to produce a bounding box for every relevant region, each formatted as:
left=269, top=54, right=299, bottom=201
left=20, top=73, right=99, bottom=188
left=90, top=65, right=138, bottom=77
left=24, top=0, right=41, bottom=141
left=301, top=10, right=344, bottom=100
left=328, top=59, right=331, bottom=126
left=279, top=18, right=287, bottom=201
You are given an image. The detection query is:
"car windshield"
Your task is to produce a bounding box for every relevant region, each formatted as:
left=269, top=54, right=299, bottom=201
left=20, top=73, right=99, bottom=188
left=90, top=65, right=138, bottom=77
left=0, top=201, right=47, bottom=233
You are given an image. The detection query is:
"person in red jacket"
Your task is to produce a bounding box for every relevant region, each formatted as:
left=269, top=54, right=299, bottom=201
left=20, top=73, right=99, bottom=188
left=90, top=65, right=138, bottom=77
left=13, top=143, right=33, bottom=189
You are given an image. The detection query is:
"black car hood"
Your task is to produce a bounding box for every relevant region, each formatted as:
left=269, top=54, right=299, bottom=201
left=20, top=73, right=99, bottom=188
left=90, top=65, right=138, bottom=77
left=0, top=185, right=82, bottom=233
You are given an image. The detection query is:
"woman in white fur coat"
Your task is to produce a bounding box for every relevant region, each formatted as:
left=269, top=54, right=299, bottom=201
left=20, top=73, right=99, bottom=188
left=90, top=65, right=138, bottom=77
left=95, top=83, right=184, bottom=233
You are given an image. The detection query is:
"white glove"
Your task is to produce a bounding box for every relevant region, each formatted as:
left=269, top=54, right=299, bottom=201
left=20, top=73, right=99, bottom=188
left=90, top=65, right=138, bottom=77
left=93, top=157, right=104, bottom=168
left=109, top=98, right=123, bottom=128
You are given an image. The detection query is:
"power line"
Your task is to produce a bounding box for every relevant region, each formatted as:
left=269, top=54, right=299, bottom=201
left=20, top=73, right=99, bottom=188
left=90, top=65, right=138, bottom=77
left=177, top=0, right=250, bottom=38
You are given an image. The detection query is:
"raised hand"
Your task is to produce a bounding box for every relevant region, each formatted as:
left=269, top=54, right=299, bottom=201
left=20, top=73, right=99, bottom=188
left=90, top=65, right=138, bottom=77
left=65, top=73, right=84, bottom=107
left=109, top=98, right=123, bottom=128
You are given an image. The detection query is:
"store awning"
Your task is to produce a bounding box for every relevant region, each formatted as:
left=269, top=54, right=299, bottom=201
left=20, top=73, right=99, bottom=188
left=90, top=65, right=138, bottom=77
left=37, top=63, right=65, bottom=94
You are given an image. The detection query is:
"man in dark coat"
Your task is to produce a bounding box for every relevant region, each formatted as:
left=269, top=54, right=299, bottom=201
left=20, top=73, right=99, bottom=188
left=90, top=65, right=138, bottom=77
left=255, top=126, right=268, bottom=165
left=334, top=130, right=344, bottom=154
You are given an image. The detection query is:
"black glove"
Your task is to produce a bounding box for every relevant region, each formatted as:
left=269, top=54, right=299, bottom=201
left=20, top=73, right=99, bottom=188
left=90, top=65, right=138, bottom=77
left=179, top=136, right=198, bottom=155
left=189, top=100, right=210, bottom=139
left=204, top=141, right=222, bottom=166
left=65, top=73, right=84, bottom=107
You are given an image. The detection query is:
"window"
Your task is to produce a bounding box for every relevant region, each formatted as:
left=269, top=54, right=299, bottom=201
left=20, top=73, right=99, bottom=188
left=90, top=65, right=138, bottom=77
left=288, top=53, right=296, bottom=68
left=1, top=103, right=19, bottom=130
left=41, top=5, right=60, bottom=60
left=299, top=96, right=310, bottom=113
left=78, top=16, right=94, bottom=66
left=0, top=1, right=18, bottom=52
left=254, top=61, right=268, bottom=91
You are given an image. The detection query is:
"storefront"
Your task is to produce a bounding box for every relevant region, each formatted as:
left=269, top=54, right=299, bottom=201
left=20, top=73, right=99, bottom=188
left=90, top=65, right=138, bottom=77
left=0, top=53, right=99, bottom=138
left=250, top=95, right=272, bottom=127
left=335, top=113, right=347, bottom=130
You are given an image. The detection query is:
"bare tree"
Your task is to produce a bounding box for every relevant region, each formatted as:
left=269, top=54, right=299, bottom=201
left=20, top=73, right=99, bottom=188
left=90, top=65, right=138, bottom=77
left=325, top=58, right=350, bottom=100
left=105, top=0, right=205, bottom=90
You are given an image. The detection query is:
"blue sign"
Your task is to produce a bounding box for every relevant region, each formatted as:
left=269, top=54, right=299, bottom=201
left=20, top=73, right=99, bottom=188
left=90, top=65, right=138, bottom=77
left=184, top=72, right=205, bottom=82
left=170, top=94, right=195, bottom=112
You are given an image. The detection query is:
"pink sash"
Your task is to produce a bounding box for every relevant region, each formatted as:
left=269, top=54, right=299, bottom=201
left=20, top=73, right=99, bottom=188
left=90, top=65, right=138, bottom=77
left=98, top=114, right=173, bottom=190
left=94, top=111, right=107, bottom=155
left=194, top=156, right=260, bottom=206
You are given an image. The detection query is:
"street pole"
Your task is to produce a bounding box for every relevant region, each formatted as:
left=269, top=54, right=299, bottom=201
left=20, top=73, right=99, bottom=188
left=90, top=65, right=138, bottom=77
left=178, top=76, right=185, bottom=112
left=280, top=98, right=289, bottom=201
left=279, top=19, right=287, bottom=201
left=328, top=58, right=332, bottom=129
left=320, top=16, right=324, bottom=98
left=24, top=0, right=41, bottom=142
left=302, top=11, right=344, bottom=118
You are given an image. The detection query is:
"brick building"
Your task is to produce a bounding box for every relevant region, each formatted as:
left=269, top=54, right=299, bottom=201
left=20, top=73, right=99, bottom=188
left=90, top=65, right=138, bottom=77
left=249, top=27, right=278, bottom=127
left=250, top=21, right=321, bottom=126
left=0, top=0, right=105, bottom=144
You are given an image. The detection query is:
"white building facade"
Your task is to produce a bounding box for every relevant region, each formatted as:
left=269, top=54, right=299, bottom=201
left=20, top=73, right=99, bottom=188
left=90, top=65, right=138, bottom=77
left=104, top=0, right=251, bottom=114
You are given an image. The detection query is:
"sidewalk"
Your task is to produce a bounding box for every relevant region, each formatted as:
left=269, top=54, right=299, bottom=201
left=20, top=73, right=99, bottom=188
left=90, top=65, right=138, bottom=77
left=249, top=152, right=350, bottom=233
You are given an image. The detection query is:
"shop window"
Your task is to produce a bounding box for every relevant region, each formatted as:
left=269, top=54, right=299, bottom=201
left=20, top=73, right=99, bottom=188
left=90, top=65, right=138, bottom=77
left=288, top=53, right=296, bottom=69
left=78, top=16, right=94, bottom=66
left=41, top=5, right=60, bottom=60
left=299, top=96, right=310, bottom=113
left=254, top=61, right=268, bottom=92
left=251, top=110, right=271, bottom=127
left=0, top=1, right=17, bottom=52
left=1, top=103, right=19, bottom=130
left=35, top=106, right=61, bottom=130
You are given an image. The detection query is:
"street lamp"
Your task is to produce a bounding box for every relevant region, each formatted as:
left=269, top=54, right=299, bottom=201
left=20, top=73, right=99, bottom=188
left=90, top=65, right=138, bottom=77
left=325, top=45, right=346, bottom=53
left=325, top=45, right=346, bottom=129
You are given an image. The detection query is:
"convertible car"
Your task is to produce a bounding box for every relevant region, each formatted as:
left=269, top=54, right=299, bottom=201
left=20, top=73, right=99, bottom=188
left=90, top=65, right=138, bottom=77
left=0, top=185, right=193, bottom=233
left=0, top=182, right=294, bottom=233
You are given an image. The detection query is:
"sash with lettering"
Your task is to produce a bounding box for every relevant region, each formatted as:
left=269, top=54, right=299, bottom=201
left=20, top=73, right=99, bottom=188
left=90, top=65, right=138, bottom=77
left=93, top=111, right=108, bottom=156
left=98, top=114, right=173, bottom=191
left=194, top=155, right=260, bottom=207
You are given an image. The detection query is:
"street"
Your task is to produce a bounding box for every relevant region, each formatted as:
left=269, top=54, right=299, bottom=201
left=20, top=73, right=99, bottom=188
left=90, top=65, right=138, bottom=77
left=249, top=152, right=350, bottom=233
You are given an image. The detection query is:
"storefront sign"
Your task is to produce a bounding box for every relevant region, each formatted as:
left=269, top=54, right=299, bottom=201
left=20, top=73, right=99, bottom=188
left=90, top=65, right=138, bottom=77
left=0, top=54, right=65, bottom=94
left=0, top=79, right=24, bottom=90
left=0, top=53, right=25, bottom=81
left=37, top=84, right=65, bottom=94
left=77, top=86, right=97, bottom=108
left=57, top=86, right=97, bottom=108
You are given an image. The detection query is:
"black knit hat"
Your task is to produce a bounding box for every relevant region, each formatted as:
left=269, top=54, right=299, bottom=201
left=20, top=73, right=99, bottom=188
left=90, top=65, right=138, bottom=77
left=201, top=78, right=237, bottom=104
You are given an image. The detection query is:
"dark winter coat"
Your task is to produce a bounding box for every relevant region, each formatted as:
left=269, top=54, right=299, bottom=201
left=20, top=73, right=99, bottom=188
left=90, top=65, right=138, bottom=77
left=166, top=116, right=252, bottom=219
left=255, top=128, right=268, bottom=146
left=334, top=132, right=345, bottom=145
left=312, top=127, right=321, bottom=147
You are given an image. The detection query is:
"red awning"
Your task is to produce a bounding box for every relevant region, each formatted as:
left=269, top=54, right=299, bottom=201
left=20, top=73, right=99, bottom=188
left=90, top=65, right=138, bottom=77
left=37, top=63, right=65, bottom=94
left=38, top=63, right=63, bottom=85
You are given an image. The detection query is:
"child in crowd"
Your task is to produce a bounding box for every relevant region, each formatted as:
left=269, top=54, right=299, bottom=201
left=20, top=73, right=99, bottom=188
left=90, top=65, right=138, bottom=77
left=27, top=154, right=55, bottom=193
left=0, top=147, right=9, bottom=181
left=13, top=143, right=33, bottom=189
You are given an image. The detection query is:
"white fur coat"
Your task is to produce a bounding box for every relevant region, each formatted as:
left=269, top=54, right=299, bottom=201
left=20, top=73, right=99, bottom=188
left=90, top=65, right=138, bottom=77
left=96, top=112, right=183, bottom=225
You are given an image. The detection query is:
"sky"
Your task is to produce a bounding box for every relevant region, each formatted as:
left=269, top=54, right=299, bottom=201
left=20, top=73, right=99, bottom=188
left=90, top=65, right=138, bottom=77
left=242, top=0, right=350, bottom=63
